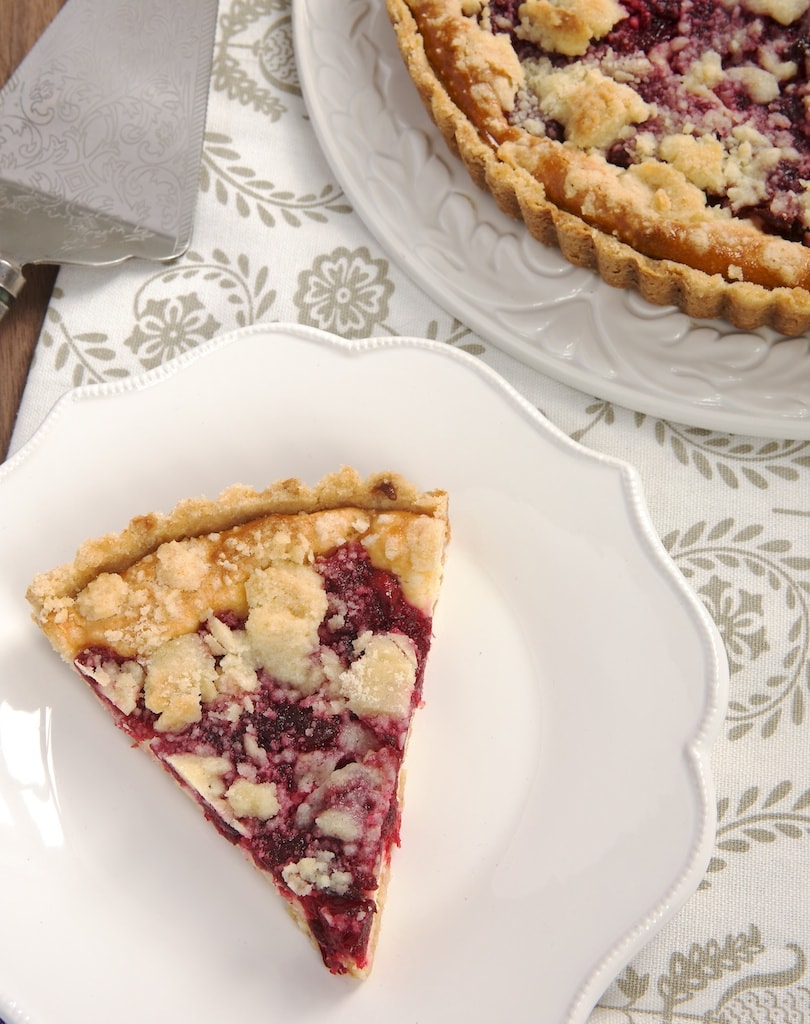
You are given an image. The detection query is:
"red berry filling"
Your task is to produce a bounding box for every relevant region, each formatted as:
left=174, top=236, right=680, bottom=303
left=74, top=543, right=432, bottom=974
left=486, top=0, right=810, bottom=244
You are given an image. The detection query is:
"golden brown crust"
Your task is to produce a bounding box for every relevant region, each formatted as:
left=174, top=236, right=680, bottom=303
left=27, top=466, right=449, bottom=628
left=386, top=0, right=810, bottom=335
left=27, top=466, right=450, bottom=979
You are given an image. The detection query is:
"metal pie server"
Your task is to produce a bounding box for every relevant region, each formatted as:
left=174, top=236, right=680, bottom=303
left=0, top=0, right=218, bottom=320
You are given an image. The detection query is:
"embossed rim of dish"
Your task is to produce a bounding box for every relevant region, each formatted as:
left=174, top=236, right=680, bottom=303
left=1, top=323, right=728, bottom=1024
left=295, top=0, right=810, bottom=439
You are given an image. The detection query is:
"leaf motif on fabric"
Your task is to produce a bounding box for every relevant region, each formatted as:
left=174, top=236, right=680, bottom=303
left=569, top=404, right=810, bottom=488
left=704, top=781, right=810, bottom=884
left=200, top=132, right=351, bottom=227
left=38, top=291, right=132, bottom=387
left=666, top=519, right=810, bottom=742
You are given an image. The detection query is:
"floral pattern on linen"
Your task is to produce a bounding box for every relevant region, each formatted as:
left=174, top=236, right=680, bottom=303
left=14, top=3, right=810, bottom=1023
left=124, top=293, right=222, bottom=370
left=596, top=926, right=809, bottom=1024
left=122, top=249, right=276, bottom=369
left=212, top=0, right=297, bottom=115
left=663, top=520, right=810, bottom=742
left=293, top=246, right=395, bottom=337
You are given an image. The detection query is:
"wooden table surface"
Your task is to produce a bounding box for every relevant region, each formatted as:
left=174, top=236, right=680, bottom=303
left=0, top=0, right=67, bottom=461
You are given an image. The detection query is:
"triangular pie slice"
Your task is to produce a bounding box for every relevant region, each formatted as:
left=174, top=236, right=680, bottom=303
left=27, top=467, right=449, bottom=978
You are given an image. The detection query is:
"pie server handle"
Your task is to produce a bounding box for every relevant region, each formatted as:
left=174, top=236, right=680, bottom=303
left=0, top=258, right=26, bottom=321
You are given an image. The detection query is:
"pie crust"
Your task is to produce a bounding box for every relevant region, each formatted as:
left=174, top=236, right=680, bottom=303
left=27, top=467, right=450, bottom=977
left=386, top=0, right=810, bottom=335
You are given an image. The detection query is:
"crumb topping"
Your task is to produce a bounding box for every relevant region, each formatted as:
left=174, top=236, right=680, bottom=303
left=76, top=573, right=129, bottom=622
left=515, top=0, right=626, bottom=57
left=70, top=538, right=436, bottom=975
left=156, top=540, right=210, bottom=591
left=489, top=0, right=810, bottom=247
left=742, top=0, right=809, bottom=26
left=34, top=505, right=446, bottom=662
left=338, top=632, right=418, bottom=718
left=525, top=58, right=651, bottom=148
left=144, top=633, right=218, bottom=732
left=244, top=564, right=329, bottom=694
left=27, top=469, right=449, bottom=978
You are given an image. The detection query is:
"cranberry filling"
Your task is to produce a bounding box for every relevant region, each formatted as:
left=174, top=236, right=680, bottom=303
left=487, top=0, right=810, bottom=244
left=75, top=646, right=159, bottom=741
left=317, top=542, right=432, bottom=671
left=75, top=542, right=430, bottom=974
left=307, top=895, right=377, bottom=972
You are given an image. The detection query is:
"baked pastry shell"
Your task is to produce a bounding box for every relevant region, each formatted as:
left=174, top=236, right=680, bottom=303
left=386, top=0, right=810, bottom=337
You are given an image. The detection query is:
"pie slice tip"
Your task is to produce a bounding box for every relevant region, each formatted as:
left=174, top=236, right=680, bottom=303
left=26, top=466, right=450, bottom=979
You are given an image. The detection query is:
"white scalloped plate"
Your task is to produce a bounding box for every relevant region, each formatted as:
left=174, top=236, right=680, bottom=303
left=0, top=324, right=727, bottom=1024
left=295, top=0, right=810, bottom=439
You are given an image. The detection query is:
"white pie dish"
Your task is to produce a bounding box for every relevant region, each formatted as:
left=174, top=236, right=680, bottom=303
left=295, top=0, right=810, bottom=439
left=0, top=324, right=728, bottom=1024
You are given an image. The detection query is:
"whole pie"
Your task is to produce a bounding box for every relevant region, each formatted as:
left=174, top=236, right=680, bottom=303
left=26, top=467, right=449, bottom=978
left=386, top=0, right=810, bottom=335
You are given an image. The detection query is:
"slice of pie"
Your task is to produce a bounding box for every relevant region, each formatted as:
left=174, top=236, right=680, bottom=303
left=26, top=467, right=449, bottom=978
left=386, top=0, right=810, bottom=335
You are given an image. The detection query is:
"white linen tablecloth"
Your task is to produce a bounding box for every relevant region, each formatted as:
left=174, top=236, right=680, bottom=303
left=10, top=2, right=810, bottom=1021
